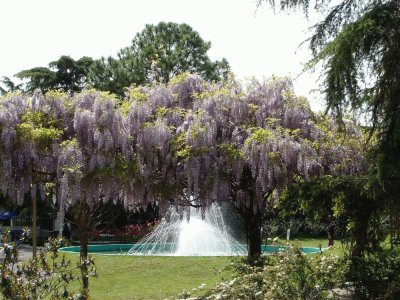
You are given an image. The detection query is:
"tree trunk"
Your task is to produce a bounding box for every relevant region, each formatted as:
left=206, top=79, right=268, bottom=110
left=80, top=241, right=89, bottom=297
left=236, top=163, right=268, bottom=264
left=78, top=202, right=90, bottom=299
left=31, top=187, right=37, bottom=259
left=246, top=212, right=262, bottom=263
left=351, top=210, right=370, bottom=258
left=59, top=206, right=65, bottom=237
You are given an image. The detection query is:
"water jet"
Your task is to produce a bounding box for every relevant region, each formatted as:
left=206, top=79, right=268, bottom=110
left=59, top=204, right=322, bottom=256
left=128, top=203, right=246, bottom=256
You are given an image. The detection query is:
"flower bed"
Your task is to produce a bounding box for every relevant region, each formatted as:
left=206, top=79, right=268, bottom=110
left=89, top=222, right=159, bottom=243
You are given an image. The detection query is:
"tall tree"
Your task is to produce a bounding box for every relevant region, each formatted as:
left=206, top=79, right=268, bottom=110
left=0, top=77, right=22, bottom=95
left=14, top=23, right=229, bottom=97
left=57, top=91, right=125, bottom=296
left=15, top=67, right=56, bottom=93
left=0, top=90, right=65, bottom=257
left=88, top=56, right=135, bottom=97
left=121, top=22, right=230, bottom=84
left=89, top=22, right=230, bottom=96
left=16, top=56, right=94, bottom=93
left=122, top=75, right=365, bottom=260
left=49, top=56, right=94, bottom=92
left=259, top=0, right=400, bottom=247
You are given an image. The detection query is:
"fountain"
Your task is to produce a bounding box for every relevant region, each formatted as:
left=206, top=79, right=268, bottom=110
left=128, top=203, right=247, bottom=256
left=59, top=203, right=322, bottom=256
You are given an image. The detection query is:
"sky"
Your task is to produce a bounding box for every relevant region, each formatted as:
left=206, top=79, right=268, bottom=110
left=0, top=0, right=325, bottom=111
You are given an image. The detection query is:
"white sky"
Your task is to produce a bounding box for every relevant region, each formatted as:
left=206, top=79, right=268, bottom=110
left=0, top=0, right=325, bottom=111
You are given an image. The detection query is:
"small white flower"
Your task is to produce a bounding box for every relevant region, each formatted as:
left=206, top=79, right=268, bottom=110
left=228, top=278, right=237, bottom=286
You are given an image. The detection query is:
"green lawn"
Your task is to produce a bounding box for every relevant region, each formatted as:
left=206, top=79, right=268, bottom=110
left=61, top=236, right=343, bottom=299
left=66, top=254, right=231, bottom=300
left=290, top=236, right=346, bottom=256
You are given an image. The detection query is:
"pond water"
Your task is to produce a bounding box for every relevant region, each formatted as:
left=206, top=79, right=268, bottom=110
left=59, top=243, right=322, bottom=256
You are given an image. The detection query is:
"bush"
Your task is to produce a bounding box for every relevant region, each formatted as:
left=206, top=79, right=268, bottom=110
left=183, top=245, right=345, bottom=300
left=263, top=247, right=344, bottom=299
left=90, top=222, right=159, bottom=243
left=262, top=217, right=327, bottom=240
left=346, top=249, right=400, bottom=299
left=0, top=229, right=95, bottom=299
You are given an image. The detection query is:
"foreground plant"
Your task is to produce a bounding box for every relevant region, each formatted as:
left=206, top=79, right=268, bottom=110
left=0, top=231, right=95, bottom=300
left=185, top=246, right=345, bottom=300
left=345, top=249, right=400, bottom=300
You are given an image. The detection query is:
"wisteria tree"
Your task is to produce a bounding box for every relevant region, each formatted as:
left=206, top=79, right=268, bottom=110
left=56, top=89, right=139, bottom=296
left=0, top=90, right=66, bottom=257
left=0, top=89, right=130, bottom=297
left=122, top=75, right=366, bottom=259
left=0, top=74, right=366, bottom=269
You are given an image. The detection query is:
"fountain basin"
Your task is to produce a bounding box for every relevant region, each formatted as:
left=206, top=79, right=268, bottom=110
left=59, top=244, right=322, bottom=256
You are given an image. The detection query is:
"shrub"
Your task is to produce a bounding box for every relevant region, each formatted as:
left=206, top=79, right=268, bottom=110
left=0, top=229, right=95, bottom=299
left=346, top=249, right=400, bottom=299
left=90, top=222, right=159, bottom=243
left=263, top=247, right=344, bottom=299
left=185, top=246, right=345, bottom=300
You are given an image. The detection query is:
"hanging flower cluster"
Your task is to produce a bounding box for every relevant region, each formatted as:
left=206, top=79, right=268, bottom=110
left=0, top=75, right=366, bottom=215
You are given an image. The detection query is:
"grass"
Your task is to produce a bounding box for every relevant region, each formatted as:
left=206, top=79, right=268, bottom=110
left=65, top=254, right=232, bottom=300
left=289, top=235, right=346, bottom=257
left=64, top=236, right=343, bottom=299
left=33, top=236, right=344, bottom=299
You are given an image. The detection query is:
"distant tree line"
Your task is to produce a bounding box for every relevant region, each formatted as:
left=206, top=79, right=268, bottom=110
left=0, top=22, right=230, bottom=97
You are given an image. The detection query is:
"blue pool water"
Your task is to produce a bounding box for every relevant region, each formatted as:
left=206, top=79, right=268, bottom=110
left=60, top=243, right=322, bottom=256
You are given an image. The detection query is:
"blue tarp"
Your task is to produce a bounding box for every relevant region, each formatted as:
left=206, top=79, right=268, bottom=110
left=0, top=211, right=18, bottom=220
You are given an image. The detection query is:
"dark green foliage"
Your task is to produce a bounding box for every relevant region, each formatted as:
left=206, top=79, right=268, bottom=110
left=0, top=76, right=22, bottom=95
left=279, top=176, right=336, bottom=222
left=16, top=56, right=95, bottom=93
left=87, top=56, right=133, bottom=97
left=16, top=67, right=56, bottom=93
left=49, top=56, right=94, bottom=92
left=120, top=22, right=229, bottom=84
left=14, top=22, right=229, bottom=97
left=89, top=22, right=230, bottom=96
left=260, top=0, right=400, bottom=196
left=281, top=175, right=384, bottom=257
left=261, top=0, right=400, bottom=253
left=346, top=249, right=400, bottom=299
